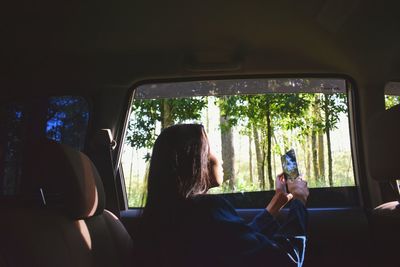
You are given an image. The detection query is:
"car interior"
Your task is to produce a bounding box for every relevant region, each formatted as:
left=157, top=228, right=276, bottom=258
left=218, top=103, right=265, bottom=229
left=1, top=1, right=400, bottom=266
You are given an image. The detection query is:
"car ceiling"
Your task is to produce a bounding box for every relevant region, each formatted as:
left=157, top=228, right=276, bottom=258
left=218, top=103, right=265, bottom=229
left=1, top=0, right=400, bottom=97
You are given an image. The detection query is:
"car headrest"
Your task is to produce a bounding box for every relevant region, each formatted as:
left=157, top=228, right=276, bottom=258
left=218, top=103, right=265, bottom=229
left=24, top=140, right=106, bottom=219
left=367, top=105, right=400, bottom=181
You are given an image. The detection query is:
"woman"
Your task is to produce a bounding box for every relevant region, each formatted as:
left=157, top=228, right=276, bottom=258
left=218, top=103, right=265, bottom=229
left=136, top=124, right=309, bottom=267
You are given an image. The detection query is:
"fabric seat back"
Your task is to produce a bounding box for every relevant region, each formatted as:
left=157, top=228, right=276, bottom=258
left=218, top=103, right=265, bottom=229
left=0, top=140, right=133, bottom=267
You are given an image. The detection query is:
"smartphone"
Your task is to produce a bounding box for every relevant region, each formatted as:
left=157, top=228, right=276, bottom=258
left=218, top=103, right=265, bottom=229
left=281, top=149, right=300, bottom=181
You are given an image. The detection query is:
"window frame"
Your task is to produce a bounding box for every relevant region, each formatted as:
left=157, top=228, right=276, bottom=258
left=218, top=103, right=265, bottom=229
left=117, top=74, right=365, bottom=209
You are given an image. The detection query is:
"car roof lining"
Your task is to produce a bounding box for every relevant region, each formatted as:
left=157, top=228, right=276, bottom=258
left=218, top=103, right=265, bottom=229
left=1, top=0, right=400, bottom=98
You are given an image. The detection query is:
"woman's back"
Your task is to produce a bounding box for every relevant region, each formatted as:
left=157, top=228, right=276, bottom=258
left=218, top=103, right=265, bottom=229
left=135, top=124, right=309, bottom=267
left=137, top=194, right=307, bottom=267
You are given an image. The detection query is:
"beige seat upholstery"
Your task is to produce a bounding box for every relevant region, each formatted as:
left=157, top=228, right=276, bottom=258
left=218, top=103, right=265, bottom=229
left=0, top=141, right=133, bottom=267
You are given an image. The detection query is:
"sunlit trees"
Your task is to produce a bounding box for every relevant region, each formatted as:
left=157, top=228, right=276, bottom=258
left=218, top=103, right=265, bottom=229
left=385, top=95, right=400, bottom=109
left=218, top=86, right=311, bottom=190
left=126, top=98, right=207, bottom=151
left=124, top=80, right=352, bottom=203
left=321, top=93, right=347, bottom=186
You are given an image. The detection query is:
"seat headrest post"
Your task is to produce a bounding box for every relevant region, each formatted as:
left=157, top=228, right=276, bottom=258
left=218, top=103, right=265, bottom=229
left=389, top=180, right=400, bottom=204
left=39, top=188, right=47, bottom=206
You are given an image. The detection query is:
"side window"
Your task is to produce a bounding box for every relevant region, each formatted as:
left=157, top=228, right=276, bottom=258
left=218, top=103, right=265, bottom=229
left=121, top=79, right=357, bottom=208
left=384, top=82, right=400, bottom=110
left=384, top=95, right=400, bottom=110
left=0, top=96, right=89, bottom=197
left=46, top=96, right=90, bottom=150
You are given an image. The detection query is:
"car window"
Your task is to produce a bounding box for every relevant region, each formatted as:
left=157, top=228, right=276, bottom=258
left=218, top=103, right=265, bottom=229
left=384, top=82, right=400, bottom=109
left=121, top=78, right=356, bottom=208
left=384, top=95, right=400, bottom=110
left=0, top=96, right=89, bottom=197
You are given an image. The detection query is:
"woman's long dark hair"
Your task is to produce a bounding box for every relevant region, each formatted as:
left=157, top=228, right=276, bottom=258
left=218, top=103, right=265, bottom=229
left=141, top=124, right=210, bottom=228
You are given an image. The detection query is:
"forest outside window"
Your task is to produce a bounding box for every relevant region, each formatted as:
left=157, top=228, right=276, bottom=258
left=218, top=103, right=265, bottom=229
left=384, top=82, right=400, bottom=110
left=0, top=96, right=89, bottom=197
left=121, top=78, right=356, bottom=208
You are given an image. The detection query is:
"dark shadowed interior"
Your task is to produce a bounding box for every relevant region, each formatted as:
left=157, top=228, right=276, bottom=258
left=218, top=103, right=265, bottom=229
left=1, top=1, right=400, bottom=267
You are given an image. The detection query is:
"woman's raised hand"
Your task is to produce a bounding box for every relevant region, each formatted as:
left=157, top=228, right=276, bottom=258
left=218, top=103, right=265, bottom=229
left=287, top=175, right=309, bottom=205
left=266, top=173, right=293, bottom=217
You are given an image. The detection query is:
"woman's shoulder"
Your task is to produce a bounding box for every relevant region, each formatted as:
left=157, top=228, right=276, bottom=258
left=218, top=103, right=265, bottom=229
left=189, top=194, right=238, bottom=219
left=190, top=194, right=231, bottom=206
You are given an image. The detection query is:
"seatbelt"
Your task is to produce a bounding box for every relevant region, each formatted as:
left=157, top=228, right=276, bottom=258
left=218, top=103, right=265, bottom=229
left=88, top=129, right=121, bottom=218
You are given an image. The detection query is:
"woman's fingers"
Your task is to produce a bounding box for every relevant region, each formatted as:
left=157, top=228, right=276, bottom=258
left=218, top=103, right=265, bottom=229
left=275, top=173, right=285, bottom=191
left=286, top=176, right=309, bottom=205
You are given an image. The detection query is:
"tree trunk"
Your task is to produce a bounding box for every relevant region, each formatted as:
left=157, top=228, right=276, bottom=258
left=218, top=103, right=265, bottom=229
left=272, top=134, right=280, bottom=175
left=306, top=135, right=311, bottom=180
left=248, top=132, right=254, bottom=184
left=311, top=129, right=319, bottom=183
left=318, top=132, right=325, bottom=184
left=161, top=100, right=173, bottom=130
left=253, top=125, right=265, bottom=189
left=220, top=115, right=236, bottom=190
left=261, top=146, right=267, bottom=190
left=272, top=151, right=276, bottom=181
left=326, top=128, right=333, bottom=186
left=325, top=95, right=334, bottom=186
left=266, top=102, right=273, bottom=190
left=301, top=139, right=307, bottom=178
left=128, top=147, right=135, bottom=198
left=206, top=97, right=210, bottom=132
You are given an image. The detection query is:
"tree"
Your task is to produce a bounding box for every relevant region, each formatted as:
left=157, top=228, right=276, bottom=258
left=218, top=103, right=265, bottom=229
left=322, top=93, right=347, bottom=186
left=220, top=114, right=236, bottom=190
left=253, top=125, right=266, bottom=188
left=46, top=97, right=89, bottom=150
left=248, top=132, right=254, bottom=184
left=310, top=95, right=323, bottom=184
left=126, top=98, right=207, bottom=151
left=0, top=104, right=25, bottom=196
left=218, top=96, right=237, bottom=190
left=219, top=84, right=311, bottom=190
left=318, top=132, right=325, bottom=183
left=384, top=95, right=400, bottom=109
left=161, top=100, right=173, bottom=129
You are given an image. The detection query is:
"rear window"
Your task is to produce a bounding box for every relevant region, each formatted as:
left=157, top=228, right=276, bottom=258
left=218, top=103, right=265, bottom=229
left=121, top=78, right=356, bottom=208
left=0, top=96, right=89, bottom=197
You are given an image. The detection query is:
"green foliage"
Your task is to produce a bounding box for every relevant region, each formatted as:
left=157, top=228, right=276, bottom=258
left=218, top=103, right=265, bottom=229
left=46, top=96, right=89, bottom=150
left=322, top=94, right=347, bottom=132
left=166, top=98, right=208, bottom=123
left=126, top=179, right=147, bottom=207
left=126, top=98, right=207, bottom=149
left=385, top=95, right=400, bottom=109
left=126, top=99, right=160, bottom=150
left=123, top=88, right=354, bottom=207
left=218, top=93, right=312, bottom=133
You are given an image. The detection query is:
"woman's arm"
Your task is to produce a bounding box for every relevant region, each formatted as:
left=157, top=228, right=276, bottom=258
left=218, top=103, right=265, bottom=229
left=213, top=198, right=308, bottom=267
left=206, top=197, right=306, bottom=267
left=247, top=198, right=307, bottom=238
left=214, top=176, right=309, bottom=266
left=247, top=174, right=299, bottom=237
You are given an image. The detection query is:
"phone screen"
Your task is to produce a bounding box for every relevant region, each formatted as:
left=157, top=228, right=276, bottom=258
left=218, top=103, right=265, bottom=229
left=281, top=149, right=299, bottom=181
